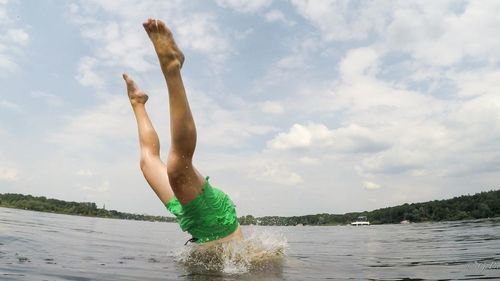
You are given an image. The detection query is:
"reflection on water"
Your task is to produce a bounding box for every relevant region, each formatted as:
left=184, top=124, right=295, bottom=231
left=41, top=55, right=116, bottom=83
left=0, top=207, right=499, bottom=280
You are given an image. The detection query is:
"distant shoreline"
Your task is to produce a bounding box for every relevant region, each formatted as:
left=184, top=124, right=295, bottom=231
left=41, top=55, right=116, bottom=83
left=0, top=193, right=176, bottom=223
left=0, top=205, right=177, bottom=223
left=1, top=189, right=499, bottom=226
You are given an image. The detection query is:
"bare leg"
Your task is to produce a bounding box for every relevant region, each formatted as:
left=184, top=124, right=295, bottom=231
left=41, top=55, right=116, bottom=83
left=143, top=19, right=204, bottom=205
left=123, top=73, right=174, bottom=205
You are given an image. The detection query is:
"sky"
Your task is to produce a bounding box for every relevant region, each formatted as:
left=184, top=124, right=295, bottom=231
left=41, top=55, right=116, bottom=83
left=1, top=0, right=500, bottom=217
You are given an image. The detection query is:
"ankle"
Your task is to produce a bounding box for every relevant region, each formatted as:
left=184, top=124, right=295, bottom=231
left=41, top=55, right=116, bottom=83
left=161, top=63, right=182, bottom=77
left=131, top=102, right=146, bottom=110
left=161, top=60, right=181, bottom=72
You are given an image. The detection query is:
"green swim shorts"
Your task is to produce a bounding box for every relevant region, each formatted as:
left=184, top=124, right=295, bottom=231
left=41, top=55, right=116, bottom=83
left=165, top=177, right=239, bottom=244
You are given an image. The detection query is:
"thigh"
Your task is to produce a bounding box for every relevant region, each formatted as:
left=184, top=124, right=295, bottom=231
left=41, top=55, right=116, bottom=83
left=141, top=154, right=175, bottom=205
left=166, top=152, right=205, bottom=205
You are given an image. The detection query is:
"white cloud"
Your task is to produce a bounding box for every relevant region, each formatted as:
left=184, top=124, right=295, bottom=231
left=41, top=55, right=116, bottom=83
left=248, top=160, right=303, bottom=186
left=291, top=0, right=390, bottom=41
left=260, top=28, right=500, bottom=184
left=260, top=101, right=284, bottom=114
left=7, top=29, right=29, bottom=45
left=386, top=1, right=500, bottom=66
left=363, top=181, right=381, bottom=190
left=75, top=56, right=104, bottom=88
left=358, top=148, right=425, bottom=176
left=67, top=3, right=155, bottom=78
left=302, top=46, right=500, bottom=180
left=329, top=124, right=391, bottom=153
left=0, top=99, right=19, bottom=110
left=252, top=35, right=323, bottom=92
left=80, top=180, right=110, bottom=193
left=0, top=1, right=30, bottom=73
left=47, top=96, right=134, bottom=148
left=291, top=1, right=500, bottom=66
left=0, top=0, right=8, bottom=23
left=309, top=47, right=443, bottom=118
left=216, top=0, right=272, bottom=13
left=268, top=123, right=389, bottom=153
left=31, top=91, right=64, bottom=107
left=0, top=53, right=17, bottom=72
left=190, top=88, right=278, bottom=149
left=77, top=169, right=95, bottom=176
left=82, top=21, right=153, bottom=72
left=0, top=167, right=18, bottom=181
left=265, top=9, right=294, bottom=26
left=173, top=13, right=232, bottom=65
left=268, top=123, right=331, bottom=150
left=68, top=1, right=232, bottom=76
left=299, top=157, right=319, bottom=165
left=450, top=69, right=500, bottom=98
left=0, top=1, right=9, bottom=24
left=339, top=47, right=379, bottom=80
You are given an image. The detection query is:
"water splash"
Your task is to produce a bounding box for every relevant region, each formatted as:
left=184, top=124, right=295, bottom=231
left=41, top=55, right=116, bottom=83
left=173, top=228, right=287, bottom=274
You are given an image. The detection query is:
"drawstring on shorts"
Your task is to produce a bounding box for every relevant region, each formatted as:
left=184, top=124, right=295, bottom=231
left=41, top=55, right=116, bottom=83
left=184, top=237, right=198, bottom=245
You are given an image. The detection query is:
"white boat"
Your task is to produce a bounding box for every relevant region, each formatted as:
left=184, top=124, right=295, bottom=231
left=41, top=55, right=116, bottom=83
left=351, top=216, right=370, bottom=226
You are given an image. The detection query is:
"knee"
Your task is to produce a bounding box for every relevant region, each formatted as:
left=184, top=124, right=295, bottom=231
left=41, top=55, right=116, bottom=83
left=139, top=152, right=158, bottom=172
left=166, top=153, right=191, bottom=179
left=139, top=157, right=148, bottom=172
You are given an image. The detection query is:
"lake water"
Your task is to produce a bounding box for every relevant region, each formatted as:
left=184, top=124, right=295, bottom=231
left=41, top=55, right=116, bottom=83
left=0, top=207, right=499, bottom=280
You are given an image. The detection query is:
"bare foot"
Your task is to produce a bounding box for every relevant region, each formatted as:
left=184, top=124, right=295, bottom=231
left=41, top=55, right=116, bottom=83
left=123, top=73, right=148, bottom=106
left=142, top=19, right=185, bottom=73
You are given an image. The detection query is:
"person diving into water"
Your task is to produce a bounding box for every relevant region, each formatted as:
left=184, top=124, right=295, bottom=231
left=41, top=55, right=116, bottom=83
left=123, top=19, right=243, bottom=245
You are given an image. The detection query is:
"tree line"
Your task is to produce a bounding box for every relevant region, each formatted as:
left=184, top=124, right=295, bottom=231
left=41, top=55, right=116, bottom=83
left=0, top=193, right=176, bottom=222
left=1, top=189, right=498, bottom=225
left=239, top=189, right=500, bottom=226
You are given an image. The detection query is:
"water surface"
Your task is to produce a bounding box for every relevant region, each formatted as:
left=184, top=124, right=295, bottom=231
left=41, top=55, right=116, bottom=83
left=1, top=207, right=499, bottom=280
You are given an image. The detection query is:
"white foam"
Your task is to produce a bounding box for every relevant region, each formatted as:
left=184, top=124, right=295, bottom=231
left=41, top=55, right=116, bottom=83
left=173, top=227, right=288, bottom=274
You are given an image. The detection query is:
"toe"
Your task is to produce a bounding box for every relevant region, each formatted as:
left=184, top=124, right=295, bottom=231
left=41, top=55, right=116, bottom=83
left=123, top=74, right=138, bottom=91
left=152, top=19, right=158, bottom=32
left=156, top=20, right=167, bottom=33
left=148, top=18, right=155, bottom=29
left=143, top=22, right=152, bottom=33
left=143, top=19, right=155, bottom=33
left=123, top=73, right=129, bottom=81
